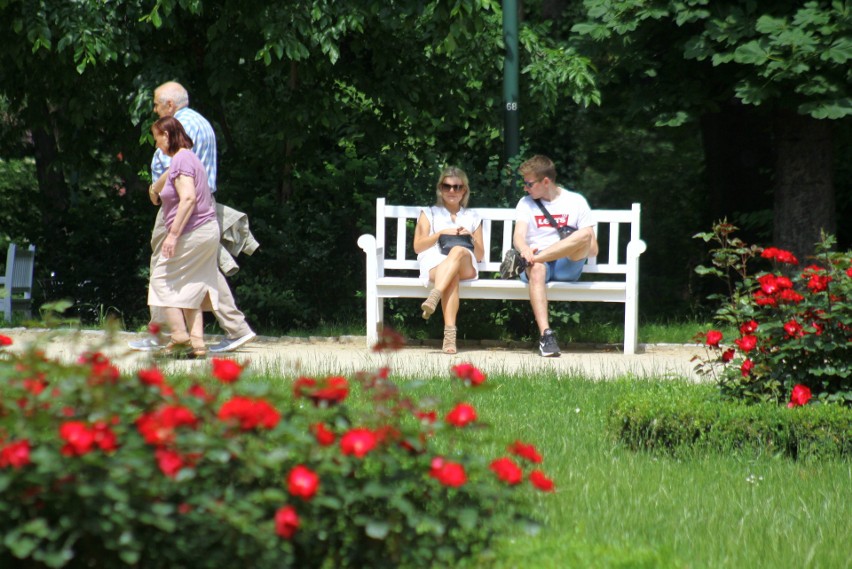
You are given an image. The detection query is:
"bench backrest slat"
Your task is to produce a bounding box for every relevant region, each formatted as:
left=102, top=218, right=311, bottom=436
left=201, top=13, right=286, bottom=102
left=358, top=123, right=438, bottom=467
left=375, top=198, right=641, bottom=277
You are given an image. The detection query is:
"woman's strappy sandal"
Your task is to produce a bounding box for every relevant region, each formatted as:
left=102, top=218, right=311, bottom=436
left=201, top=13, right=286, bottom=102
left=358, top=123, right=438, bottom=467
left=442, top=325, right=458, bottom=354
left=421, top=289, right=442, bottom=320
left=163, top=339, right=192, bottom=358
left=190, top=338, right=207, bottom=359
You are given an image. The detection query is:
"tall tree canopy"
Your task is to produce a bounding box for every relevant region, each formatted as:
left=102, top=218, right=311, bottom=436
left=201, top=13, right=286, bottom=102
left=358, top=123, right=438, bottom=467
left=571, top=0, right=851, bottom=259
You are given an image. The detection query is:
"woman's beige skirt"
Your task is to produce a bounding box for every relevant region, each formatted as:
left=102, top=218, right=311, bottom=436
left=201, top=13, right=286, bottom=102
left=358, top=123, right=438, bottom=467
left=148, top=220, right=220, bottom=311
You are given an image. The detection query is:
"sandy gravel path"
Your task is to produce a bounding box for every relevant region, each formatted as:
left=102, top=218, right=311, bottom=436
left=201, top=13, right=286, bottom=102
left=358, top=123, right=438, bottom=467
left=1, top=327, right=707, bottom=381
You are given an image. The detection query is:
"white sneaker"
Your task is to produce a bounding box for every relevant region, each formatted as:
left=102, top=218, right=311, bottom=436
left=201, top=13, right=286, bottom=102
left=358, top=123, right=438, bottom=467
left=209, top=332, right=257, bottom=353
left=128, top=337, right=164, bottom=351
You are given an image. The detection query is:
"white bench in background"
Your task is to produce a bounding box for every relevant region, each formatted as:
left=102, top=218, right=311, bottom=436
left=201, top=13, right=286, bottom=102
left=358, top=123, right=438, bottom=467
left=358, top=198, right=647, bottom=354
left=1, top=243, right=37, bottom=323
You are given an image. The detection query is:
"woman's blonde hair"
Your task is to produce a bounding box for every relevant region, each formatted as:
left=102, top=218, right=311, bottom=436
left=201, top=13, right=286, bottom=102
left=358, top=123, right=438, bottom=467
left=434, top=166, right=471, bottom=208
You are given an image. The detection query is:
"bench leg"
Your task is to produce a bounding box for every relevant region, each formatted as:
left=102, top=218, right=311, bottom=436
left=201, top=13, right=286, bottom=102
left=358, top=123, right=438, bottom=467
left=365, top=288, right=380, bottom=349
left=624, top=295, right=639, bottom=355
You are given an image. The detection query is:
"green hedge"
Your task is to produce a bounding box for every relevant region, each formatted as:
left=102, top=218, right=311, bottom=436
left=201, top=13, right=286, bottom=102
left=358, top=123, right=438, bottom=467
left=608, top=382, right=852, bottom=460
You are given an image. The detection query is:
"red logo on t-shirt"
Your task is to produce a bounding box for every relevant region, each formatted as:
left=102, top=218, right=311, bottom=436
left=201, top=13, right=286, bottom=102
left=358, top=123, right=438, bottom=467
left=534, top=214, right=570, bottom=229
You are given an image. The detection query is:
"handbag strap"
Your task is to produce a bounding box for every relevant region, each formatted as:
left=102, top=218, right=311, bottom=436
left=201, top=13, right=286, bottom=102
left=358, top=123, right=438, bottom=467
left=533, top=198, right=563, bottom=232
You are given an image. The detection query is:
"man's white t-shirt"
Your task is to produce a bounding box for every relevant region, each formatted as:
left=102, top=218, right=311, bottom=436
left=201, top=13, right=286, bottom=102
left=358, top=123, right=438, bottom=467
left=514, top=188, right=593, bottom=251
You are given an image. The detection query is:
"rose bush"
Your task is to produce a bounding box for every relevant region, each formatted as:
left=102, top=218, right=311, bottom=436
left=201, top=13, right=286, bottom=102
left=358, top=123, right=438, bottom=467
left=0, top=330, right=554, bottom=568
left=694, top=222, right=851, bottom=406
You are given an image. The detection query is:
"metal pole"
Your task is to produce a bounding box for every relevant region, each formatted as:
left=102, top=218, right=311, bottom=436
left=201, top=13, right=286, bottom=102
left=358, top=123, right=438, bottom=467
left=502, top=0, right=519, bottom=164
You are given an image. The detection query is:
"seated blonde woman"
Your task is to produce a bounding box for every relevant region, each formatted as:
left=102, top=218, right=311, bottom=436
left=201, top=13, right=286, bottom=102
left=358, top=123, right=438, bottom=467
left=413, top=166, right=484, bottom=354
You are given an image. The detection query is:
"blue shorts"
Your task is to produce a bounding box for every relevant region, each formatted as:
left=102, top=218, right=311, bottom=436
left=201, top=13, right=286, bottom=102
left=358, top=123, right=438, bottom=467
left=520, top=257, right=585, bottom=284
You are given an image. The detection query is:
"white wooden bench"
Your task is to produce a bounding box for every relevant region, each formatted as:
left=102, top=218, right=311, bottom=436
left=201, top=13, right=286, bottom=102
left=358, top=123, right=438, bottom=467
left=357, top=198, right=647, bottom=354
left=1, top=243, right=37, bottom=323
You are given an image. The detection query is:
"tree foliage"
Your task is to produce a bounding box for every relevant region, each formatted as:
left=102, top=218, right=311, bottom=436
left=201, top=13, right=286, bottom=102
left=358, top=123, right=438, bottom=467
left=570, top=0, right=851, bottom=263
left=572, top=0, right=851, bottom=123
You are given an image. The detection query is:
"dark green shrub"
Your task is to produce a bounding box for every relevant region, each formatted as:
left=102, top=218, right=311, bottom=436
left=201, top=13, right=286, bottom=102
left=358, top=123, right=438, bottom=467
left=608, top=382, right=852, bottom=460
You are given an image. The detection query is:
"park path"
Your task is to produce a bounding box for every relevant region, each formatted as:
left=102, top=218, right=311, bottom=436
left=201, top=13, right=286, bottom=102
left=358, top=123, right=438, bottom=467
left=1, top=327, right=707, bottom=381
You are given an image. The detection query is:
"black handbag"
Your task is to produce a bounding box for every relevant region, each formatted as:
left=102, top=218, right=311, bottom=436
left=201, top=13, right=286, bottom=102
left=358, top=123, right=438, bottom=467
left=534, top=198, right=578, bottom=239
left=438, top=234, right=474, bottom=255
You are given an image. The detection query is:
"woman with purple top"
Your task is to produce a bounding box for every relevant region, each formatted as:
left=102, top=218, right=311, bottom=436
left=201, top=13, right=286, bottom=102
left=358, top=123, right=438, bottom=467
left=147, top=116, right=219, bottom=357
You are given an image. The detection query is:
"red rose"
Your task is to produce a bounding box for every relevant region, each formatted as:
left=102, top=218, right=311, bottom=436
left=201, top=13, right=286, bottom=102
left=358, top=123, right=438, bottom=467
left=775, top=276, right=793, bottom=290
left=92, top=421, right=118, bottom=452
left=287, top=465, right=320, bottom=500
left=414, top=410, right=437, bottom=424
left=451, top=363, right=486, bottom=386
left=294, top=376, right=349, bottom=406
left=721, top=349, right=735, bottom=363
left=148, top=322, right=161, bottom=335
left=490, top=457, right=523, bottom=485
left=740, top=320, right=760, bottom=336
left=446, top=403, right=477, bottom=427
left=311, top=423, right=336, bottom=446
left=0, top=335, right=12, bottom=347
left=787, top=384, right=812, bottom=408
left=778, top=289, right=804, bottom=304
left=292, top=376, right=316, bottom=398
left=783, top=319, right=803, bottom=338
left=274, top=505, right=300, bottom=539
left=740, top=359, right=754, bottom=377
left=807, top=274, right=832, bottom=293
left=23, top=375, right=47, bottom=395
left=0, top=440, right=31, bottom=469
left=760, top=247, right=778, bottom=260
left=734, top=335, right=758, bottom=352
left=757, top=274, right=779, bottom=295
left=753, top=291, right=777, bottom=306
left=218, top=397, right=281, bottom=431
left=211, top=358, right=243, bottom=383
left=59, top=421, right=96, bottom=456
left=136, top=405, right=198, bottom=446
left=155, top=448, right=185, bottom=478
left=79, top=352, right=119, bottom=385
left=138, top=367, right=165, bottom=387
left=847, top=267, right=852, bottom=278
left=508, top=440, right=543, bottom=463
left=529, top=470, right=555, bottom=492
left=187, top=383, right=213, bottom=402
left=340, top=428, right=378, bottom=458
left=705, top=330, right=723, bottom=347
left=429, top=457, right=467, bottom=487
left=761, top=247, right=798, bottom=265
left=310, top=376, right=349, bottom=406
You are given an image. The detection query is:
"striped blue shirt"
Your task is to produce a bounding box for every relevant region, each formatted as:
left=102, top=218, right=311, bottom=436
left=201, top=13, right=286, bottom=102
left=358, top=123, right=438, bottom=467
left=151, top=107, right=218, bottom=193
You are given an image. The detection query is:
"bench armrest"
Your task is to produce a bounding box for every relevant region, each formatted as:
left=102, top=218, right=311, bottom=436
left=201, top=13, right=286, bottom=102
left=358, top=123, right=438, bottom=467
left=626, top=239, right=647, bottom=260
left=357, top=233, right=383, bottom=278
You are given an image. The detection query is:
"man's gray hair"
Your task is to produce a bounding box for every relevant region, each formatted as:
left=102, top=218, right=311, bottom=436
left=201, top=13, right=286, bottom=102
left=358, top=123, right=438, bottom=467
left=157, top=82, right=190, bottom=109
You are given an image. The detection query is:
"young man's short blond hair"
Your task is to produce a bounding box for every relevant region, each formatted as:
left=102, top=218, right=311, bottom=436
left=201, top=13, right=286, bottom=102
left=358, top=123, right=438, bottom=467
left=519, top=155, right=557, bottom=184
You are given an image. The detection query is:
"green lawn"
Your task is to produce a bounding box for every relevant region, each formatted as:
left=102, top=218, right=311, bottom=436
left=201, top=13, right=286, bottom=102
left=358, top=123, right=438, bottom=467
left=401, top=373, right=852, bottom=569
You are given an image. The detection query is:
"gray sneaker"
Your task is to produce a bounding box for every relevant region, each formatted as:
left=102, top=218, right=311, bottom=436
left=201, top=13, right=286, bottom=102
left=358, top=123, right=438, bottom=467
left=209, top=332, right=257, bottom=353
left=499, top=249, right=527, bottom=279
left=128, top=337, right=164, bottom=351
left=539, top=329, right=561, bottom=357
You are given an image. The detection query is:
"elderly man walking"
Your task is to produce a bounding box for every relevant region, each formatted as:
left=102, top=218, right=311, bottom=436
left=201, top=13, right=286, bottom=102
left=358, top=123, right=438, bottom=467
left=129, top=81, right=256, bottom=354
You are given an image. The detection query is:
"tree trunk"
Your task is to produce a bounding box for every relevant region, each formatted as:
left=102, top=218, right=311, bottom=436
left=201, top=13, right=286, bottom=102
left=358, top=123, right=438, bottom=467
left=699, top=106, right=774, bottom=242
left=30, top=104, right=69, bottom=242
left=772, top=112, right=835, bottom=262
